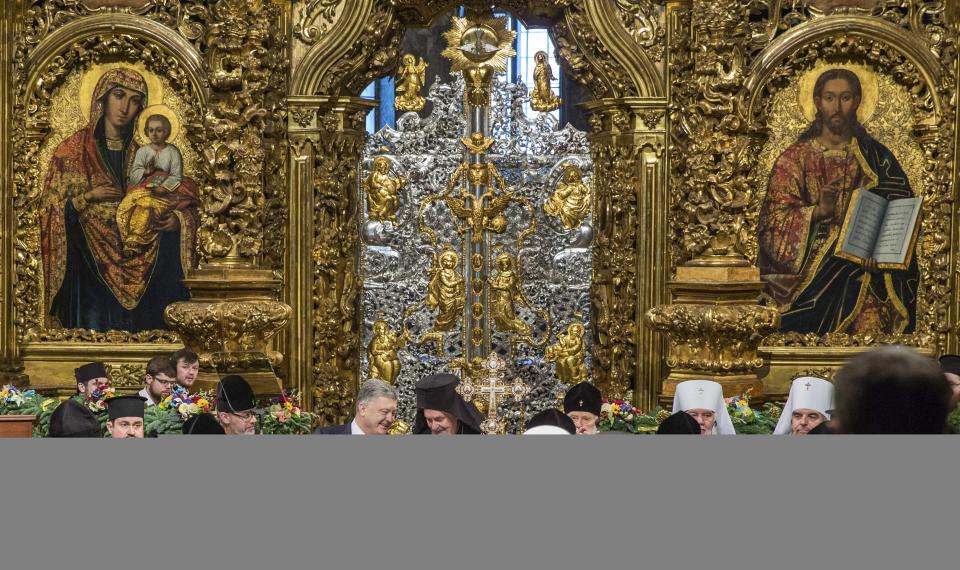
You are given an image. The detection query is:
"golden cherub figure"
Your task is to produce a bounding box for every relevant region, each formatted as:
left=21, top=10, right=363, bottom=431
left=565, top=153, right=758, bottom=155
left=544, top=163, right=591, bottom=230
left=489, top=253, right=531, bottom=336
left=444, top=162, right=514, bottom=244
left=365, top=156, right=406, bottom=223
left=530, top=51, right=562, bottom=112
left=367, top=319, right=411, bottom=384
left=425, top=249, right=465, bottom=333
left=460, top=132, right=495, bottom=154
left=395, top=54, right=428, bottom=112
left=545, top=322, right=588, bottom=384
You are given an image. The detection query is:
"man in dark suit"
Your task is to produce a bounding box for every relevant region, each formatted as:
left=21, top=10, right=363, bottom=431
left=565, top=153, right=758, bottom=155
left=315, top=379, right=398, bottom=435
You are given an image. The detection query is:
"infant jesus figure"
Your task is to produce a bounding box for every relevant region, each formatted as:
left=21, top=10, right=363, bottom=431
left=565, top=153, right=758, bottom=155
left=117, top=113, right=191, bottom=256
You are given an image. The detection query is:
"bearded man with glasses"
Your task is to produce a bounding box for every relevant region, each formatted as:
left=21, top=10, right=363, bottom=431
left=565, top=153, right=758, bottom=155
left=138, top=355, right=178, bottom=406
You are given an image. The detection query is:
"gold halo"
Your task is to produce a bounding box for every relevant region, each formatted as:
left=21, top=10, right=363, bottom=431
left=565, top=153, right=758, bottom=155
left=136, top=104, right=182, bottom=145
left=79, top=62, right=163, bottom=122
left=798, top=62, right=878, bottom=123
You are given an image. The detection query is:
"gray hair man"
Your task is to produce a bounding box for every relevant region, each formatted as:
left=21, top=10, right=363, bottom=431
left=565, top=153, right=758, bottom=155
left=314, top=379, right=398, bottom=435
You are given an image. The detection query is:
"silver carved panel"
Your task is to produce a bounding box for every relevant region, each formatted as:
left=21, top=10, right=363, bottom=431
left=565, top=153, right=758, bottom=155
left=360, top=76, right=593, bottom=431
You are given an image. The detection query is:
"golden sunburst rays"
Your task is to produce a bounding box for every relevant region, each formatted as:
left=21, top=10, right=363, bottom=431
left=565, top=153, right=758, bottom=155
left=441, top=15, right=516, bottom=74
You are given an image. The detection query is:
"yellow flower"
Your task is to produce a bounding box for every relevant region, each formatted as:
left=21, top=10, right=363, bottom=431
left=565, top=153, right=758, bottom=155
left=197, top=398, right=209, bottom=408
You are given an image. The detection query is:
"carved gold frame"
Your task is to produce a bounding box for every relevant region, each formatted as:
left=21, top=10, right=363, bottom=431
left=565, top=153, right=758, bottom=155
left=287, top=0, right=673, bottom=419
left=2, top=2, right=210, bottom=388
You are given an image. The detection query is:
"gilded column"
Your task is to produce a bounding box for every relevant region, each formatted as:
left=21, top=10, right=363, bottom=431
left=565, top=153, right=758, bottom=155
left=582, top=100, right=668, bottom=410
left=645, top=0, right=778, bottom=403
left=0, top=1, right=25, bottom=385
left=164, top=0, right=292, bottom=394
left=298, top=97, right=373, bottom=425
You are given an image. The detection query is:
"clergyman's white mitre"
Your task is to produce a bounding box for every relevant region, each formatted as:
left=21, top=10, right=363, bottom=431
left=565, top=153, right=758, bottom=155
left=774, top=376, right=835, bottom=435
left=672, top=380, right=737, bottom=435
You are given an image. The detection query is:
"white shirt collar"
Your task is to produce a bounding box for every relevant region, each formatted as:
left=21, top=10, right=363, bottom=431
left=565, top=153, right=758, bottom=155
left=350, top=418, right=366, bottom=435
left=138, top=388, right=158, bottom=406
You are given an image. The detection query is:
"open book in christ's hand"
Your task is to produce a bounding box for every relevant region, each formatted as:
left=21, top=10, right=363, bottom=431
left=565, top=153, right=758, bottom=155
left=835, top=187, right=922, bottom=270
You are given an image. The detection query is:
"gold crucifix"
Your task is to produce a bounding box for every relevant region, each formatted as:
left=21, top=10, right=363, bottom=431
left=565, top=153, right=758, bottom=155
left=457, top=353, right=529, bottom=434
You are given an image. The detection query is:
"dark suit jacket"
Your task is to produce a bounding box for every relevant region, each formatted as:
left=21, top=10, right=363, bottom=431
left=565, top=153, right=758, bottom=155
left=314, top=421, right=354, bottom=434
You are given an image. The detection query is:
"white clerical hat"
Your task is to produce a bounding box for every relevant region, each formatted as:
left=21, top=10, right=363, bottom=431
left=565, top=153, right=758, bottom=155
left=773, top=376, right=835, bottom=435
left=672, top=380, right=737, bottom=435
left=524, top=425, right=573, bottom=434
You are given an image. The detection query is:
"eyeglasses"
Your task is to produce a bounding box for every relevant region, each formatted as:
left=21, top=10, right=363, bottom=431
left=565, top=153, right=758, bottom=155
left=228, top=410, right=256, bottom=420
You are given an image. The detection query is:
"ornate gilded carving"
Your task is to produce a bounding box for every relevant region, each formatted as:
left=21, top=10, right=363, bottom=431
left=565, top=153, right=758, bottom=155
left=366, top=319, right=410, bottom=384
left=615, top=0, right=665, bottom=62
left=590, top=137, right=640, bottom=401
left=545, top=321, right=588, bottom=384
left=314, top=3, right=403, bottom=96
left=165, top=298, right=291, bottom=368
left=530, top=51, right=562, bottom=112
left=105, top=363, right=147, bottom=388
left=195, top=0, right=286, bottom=264
left=647, top=303, right=779, bottom=374
left=488, top=253, right=532, bottom=337
left=443, top=162, right=517, bottom=244
left=310, top=101, right=370, bottom=425
left=18, top=1, right=210, bottom=54
left=441, top=14, right=516, bottom=107
left=293, top=0, right=344, bottom=44
left=394, top=53, right=428, bottom=112
left=544, top=163, right=591, bottom=230
left=364, top=156, right=406, bottom=223
left=790, top=368, right=836, bottom=382
left=424, top=249, right=466, bottom=336
left=669, top=0, right=756, bottom=266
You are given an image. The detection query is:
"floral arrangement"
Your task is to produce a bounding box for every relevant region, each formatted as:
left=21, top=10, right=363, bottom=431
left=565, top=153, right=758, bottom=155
left=949, top=405, right=960, bottom=434
left=78, top=382, right=116, bottom=413
left=159, top=386, right=215, bottom=420
left=1, top=385, right=59, bottom=437
left=725, top=392, right=780, bottom=435
left=597, top=397, right=661, bottom=434
left=259, top=390, right=316, bottom=435
left=139, top=386, right=217, bottom=435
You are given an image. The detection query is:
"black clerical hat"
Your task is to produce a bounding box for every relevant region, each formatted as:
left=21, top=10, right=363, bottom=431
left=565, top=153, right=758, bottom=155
left=940, top=354, right=960, bottom=375
left=563, top=382, right=602, bottom=416
left=75, top=362, right=108, bottom=384
left=656, top=411, right=701, bottom=434
left=217, top=375, right=256, bottom=413
left=106, top=395, right=147, bottom=420
left=413, top=374, right=484, bottom=434
left=182, top=413, right=226, bottom=434
left=525, top=408, right=576, bottom=434
left=807, top=421, right=834, bottom=435
left=48, top=399, right=101, bottom=438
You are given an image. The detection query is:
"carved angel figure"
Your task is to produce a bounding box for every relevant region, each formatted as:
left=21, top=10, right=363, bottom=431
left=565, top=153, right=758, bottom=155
left=445, top=163, right=512, bottom=243
left=367, top=319, right=411, bottom=384
left=395, top=54, right=428, bottom=112
left=530, top=51, right=562, bottom=112
left=365, top=156, right=406, bottom=223
left=544, top=164, right=591, bottom=230
left=489, top=253, right=530, bottom=336
left=545, top=322, right=587, bottom=384
left=425, top=250, right=465, bottom=333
